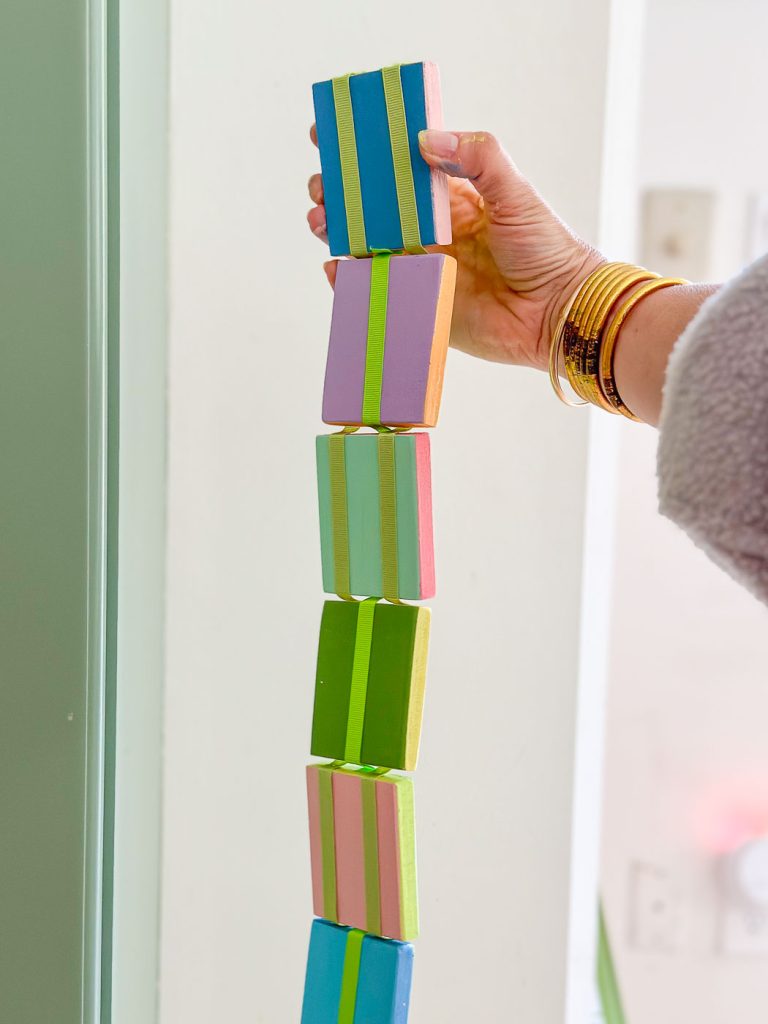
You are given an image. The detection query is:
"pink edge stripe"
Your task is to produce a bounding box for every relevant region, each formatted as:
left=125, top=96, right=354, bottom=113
left=415, top=433, right=435, bottom=598
left=376, top=779, right=403, bottom=940
left=306, top=767, right=324, bottom=918
left=333, top=772, right=367, bottom=931
left=423, top=61, right=452, bottom=245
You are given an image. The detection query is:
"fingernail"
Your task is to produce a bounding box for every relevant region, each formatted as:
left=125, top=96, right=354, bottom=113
left=419, top=129, right=459, bottom=159
left=313, top=222, right=327, bottom=238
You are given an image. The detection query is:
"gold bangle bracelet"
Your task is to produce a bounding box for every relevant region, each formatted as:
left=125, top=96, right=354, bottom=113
left=599, top=277, right=688, bottom=420
left=564, top=264, right=628, bottom=403
left=548, top=279, right=590, bottom=407
left=566, top=265, right=652, bottom=410
left=576, top=269, right=659, bottom=410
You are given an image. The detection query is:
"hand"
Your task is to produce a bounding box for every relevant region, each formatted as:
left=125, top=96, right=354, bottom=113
left=307, top=126, right=603, bottom=370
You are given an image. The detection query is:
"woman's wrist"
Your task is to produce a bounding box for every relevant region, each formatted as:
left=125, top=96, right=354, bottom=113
left=612, top=282, right=719, bottom=425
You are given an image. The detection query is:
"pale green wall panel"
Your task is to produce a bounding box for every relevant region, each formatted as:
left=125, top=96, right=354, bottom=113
left=0, top=1, right=114, bottom=1021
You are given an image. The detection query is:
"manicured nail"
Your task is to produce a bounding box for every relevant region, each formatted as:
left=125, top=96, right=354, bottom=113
left=419, top=129, right=459, bottom=159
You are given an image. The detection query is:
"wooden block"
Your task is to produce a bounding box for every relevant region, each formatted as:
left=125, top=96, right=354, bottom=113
left=301, top=919, right=414, bottom=1024
left=306, top=764, right=418, bottom=941
left=316, top=432, right=435, bottom=601
left=322, top=253, right=456, bottom=428
left=311, top=600, right=430, bottom=770
left=312, top=62, right=451, bottom=257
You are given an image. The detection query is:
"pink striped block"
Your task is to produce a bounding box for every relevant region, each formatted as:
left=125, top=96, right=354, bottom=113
left=306, top=764, right=418, bottom=941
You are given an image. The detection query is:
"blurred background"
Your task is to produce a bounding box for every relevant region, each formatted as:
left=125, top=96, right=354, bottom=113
left=154, top=1, right=768, bottom=1022
left=603, top=0, right=768, bottom=1021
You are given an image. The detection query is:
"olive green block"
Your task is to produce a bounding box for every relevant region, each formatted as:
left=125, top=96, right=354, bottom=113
left=311, top=601, right=430, bottom=770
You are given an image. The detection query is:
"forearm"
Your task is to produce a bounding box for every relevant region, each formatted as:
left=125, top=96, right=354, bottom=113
left=612, top=282, right=720, bottom=425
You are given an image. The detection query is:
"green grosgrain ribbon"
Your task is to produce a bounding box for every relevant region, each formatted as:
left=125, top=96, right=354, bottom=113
left=344, top=598, right=377, bottom=765
left=318, top=765, right=338, bottom=921
left=361, top=775, right=382, bottom=934
left=328, top=433, right=352, bottom=600
left=338, top=928, right=365, bottom=1024
left=361, top=254, right=391, bottom=426
left=331, top=75, right=367, bottom=258
left=377, top=433, right=399, bottom=601
left=381, top=64, right=425, bottom=254
left=319, top=765, right=385, bottom=935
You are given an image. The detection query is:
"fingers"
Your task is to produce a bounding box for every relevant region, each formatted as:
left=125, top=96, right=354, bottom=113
left=323, top=260, right=338, bottom=288
left=307, top=204, right=327, bottom=243
left=308, top=172, right=324, bottom=205
left=418, top=129, right=535, bottom=221
left=310, top=123, right=318, bottom=147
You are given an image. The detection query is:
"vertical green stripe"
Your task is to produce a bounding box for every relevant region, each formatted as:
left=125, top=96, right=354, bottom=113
left=377, top=433, right=399, bottom=601
left=597, top=903, right=626, bottom=1024
left=329, top=435, right=351, bottom=599
left=344, top=599, right=377, bottom=765
left=361, top=778, right=382, bottom=935
left=337, top=928, right=365, bottom=1024
left=332, top=75, right=367, bottom=257
left=381, top=65, right=424, bottom=254
left=318, top=767, right=338, bottom=922
left=361, top=254, right=391, bottom=426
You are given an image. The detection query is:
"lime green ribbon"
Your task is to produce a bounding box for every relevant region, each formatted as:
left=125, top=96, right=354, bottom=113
left=361, top=254, right=391, bottom=426
left=377, top=433, right=399, bottom=601
left=361, top=776, right=382, bottom=934
left=381, top=64, right=425, bottom=254
left=332, top=65, right=424, bottom=256
left=318, top=765, right=338, bottom=921
left=338, top=928, right=365, bottom=1024
left=344, top=598, right=377, bottom=765
left=328, top=434, right=352, bottom=600
left=331, top=75, right=367, bottom=258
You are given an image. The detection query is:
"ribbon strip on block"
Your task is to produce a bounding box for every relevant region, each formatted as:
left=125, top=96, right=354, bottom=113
left=328, top=433, right=352, bottom=600
left=381, top=65, right=425, bottom=254
left=343, top=598, right=377, bottom=765
left=337, top=928, right=365, bottom=1024
left=376, top=433, right=399, bottom=602
left=361, top=254, right=391, bottom=426
left=331, top=74, right=367, bottom=258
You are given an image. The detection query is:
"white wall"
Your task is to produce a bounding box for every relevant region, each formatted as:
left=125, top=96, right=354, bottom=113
left=160, top=3, right=638, bottom=1021
left=601, top=1, right=768, bottom=1021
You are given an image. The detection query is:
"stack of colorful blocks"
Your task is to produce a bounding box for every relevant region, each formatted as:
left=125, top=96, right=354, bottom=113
left=302, top=61, right=456, bottom=1023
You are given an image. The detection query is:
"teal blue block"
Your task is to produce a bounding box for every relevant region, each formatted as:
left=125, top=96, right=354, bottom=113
left=301, top=919, right=414, bottom=1024
left=312, top=62, right=440, bottom=257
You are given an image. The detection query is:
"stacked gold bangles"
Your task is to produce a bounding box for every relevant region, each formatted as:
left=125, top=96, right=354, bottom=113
left=548, top=261, right=687, bottom=421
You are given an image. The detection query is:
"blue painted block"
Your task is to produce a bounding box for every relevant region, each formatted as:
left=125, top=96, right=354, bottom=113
left=312, top=62, right=451, bottom=257
left=301, top=919, right=414, bottom=1024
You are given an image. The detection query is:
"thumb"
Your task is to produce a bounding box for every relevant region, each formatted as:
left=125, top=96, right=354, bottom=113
left=418, top=129, right=532, bottom=218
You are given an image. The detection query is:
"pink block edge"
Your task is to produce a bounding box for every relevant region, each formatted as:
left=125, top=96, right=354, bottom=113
left=415, top=433, right=436, bottom=598
left=306, top=766, right=324, bottom=918
left=423, top=61, right=452, bottom=246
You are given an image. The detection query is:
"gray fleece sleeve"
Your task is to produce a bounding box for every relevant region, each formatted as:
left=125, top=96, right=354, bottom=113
left=657, top=252, right=768, bottom=604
